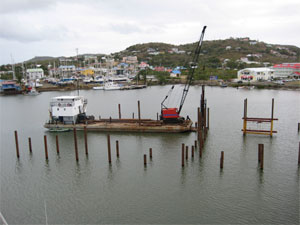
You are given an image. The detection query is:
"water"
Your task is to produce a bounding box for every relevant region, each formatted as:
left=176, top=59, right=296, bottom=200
left=0, top=86, right=299, bottom=224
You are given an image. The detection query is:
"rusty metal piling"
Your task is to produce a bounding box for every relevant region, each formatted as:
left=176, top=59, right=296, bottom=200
left=107, top=134, right=112, bottom=164
left=260, top=146, right=264, bottom=170
left=298, top=142, right=300, bottom=165
left=181, top=143, right=185, bottom=167
left=44, top=135, right=48, bottom=160
left=220, top=151, right=224, bottom=169
left=118, top=104, right=121, bottom=119
left=138, top=100, right=141, bottom=122
left=192, top=146, right=194, bottom=158
left=14, top=130, right=20, bottom=158
left=56, top=135, right=60, bottom=155
left=28, top=137, right=32, bottom=154
left=207, top=107, right=210, bottom=130
left=116, top=140, right=119, bottom=158
left=73, top=128, right=79, bottom=161
left=84, top=126, right=88, bottom=155
left=144, top=154, right=147, bottom=166
left=186, top=146, right=188, bottom=160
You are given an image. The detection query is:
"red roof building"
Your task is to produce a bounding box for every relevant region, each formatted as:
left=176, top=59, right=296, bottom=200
left=272, top=63, right=300, bottom=78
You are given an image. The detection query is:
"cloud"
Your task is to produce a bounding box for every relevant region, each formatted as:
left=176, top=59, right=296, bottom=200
left=0, top=0, right=54, bottom=14
left=0, top=0, right=299, bottom=65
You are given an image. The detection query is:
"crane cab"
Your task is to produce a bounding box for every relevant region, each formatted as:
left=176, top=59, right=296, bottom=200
left=162, top=108, right=179, bottom=119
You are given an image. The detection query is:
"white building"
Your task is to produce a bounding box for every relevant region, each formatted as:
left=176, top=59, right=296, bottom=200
left=26, top=68, right=44, bottom=80
left=58, top=65, right=76, bottom=77
left=237, top=68, right=274, bottom=81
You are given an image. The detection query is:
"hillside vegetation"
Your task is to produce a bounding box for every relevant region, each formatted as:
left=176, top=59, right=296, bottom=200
left=115, top=38, right=299, bottom=68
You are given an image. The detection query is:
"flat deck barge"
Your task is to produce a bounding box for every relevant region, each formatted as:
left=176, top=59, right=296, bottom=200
left=44, top=118, right=195, bottom=133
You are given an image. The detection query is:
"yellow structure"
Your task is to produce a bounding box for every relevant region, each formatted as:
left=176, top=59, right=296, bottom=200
left=81, top=69, right=94, bottom=76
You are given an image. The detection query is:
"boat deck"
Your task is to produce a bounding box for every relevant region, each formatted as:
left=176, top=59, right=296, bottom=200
left=44, top=118, right=196, bottom=133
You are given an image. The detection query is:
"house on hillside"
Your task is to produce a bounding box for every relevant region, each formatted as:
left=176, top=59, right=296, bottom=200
left=170, top=69, right=181, bottom=78
left=139, top=62, right=150, bottom=69
left=122, top=56, right=138, bottom=64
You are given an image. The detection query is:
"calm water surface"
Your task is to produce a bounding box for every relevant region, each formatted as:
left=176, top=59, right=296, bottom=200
left=0, top=85, right=299, bottom=224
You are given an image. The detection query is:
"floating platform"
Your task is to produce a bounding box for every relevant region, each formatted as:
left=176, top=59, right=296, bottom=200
left=44, top=118, right=195, bottom=133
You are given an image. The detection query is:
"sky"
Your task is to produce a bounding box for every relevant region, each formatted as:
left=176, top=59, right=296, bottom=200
left=0, top=0, right=300, bottom=65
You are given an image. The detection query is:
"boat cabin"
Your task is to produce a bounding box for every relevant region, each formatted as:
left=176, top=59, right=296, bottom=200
left=50, top=96, right=87, bottom=124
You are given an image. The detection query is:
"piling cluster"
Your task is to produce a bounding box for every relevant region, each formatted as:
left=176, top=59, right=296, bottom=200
left=12, top=87, right=300, bottom=171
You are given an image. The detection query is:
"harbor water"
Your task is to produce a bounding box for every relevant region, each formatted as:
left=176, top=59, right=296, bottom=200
left=0, top=85, right=299, bottom=224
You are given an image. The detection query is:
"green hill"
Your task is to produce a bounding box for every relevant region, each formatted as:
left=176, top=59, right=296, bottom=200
left=114, top=38, right=300, bottom=68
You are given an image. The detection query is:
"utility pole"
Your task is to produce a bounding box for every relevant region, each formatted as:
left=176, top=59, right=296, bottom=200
left=11, top=54, right=16, bottom=80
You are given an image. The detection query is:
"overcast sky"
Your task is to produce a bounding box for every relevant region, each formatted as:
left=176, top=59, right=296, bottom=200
left=0, top=0, right=299, bottom=65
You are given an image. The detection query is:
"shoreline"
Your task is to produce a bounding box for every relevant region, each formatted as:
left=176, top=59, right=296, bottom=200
left=36, top=80, right=299, bottom=92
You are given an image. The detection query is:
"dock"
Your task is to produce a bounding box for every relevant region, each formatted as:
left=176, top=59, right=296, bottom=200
left=44, top=118, right=195, bottom=133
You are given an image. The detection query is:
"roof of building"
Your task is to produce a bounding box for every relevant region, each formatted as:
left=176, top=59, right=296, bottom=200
left=241, top=67, right=274, bottom=72
left=58, top=65, right=76, bottom=69
left=26, top=68, right=44, bottom=72
left=273, top=63, right=300, bottom=69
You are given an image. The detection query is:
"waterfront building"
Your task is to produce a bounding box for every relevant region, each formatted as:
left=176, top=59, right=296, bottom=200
left=272, top=63, right=300, bottom=78
left=58, top=65, right=76, bottom=77
left=26, top=68, right=44, bottom=80
left=237, top=67, right=274, bottom=81
left=81, top=68, right=95, bottom=76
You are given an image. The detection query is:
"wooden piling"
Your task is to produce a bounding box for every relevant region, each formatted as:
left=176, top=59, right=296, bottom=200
left=220, top=151, right=224, bottom=169
left=132, top=112, right=134, bottom=119
left=144, top=154, right=147, bottom=166
left=157, top=113, right=159, bottom=121
left=73, top=128, right=79, bottom=161
left=84, top=126, right=88, bottom=155
left=116, top=140, right=119, bottom=158
left=194, top=140, right=197, bottom=148
left=28, top=137, right=32, bottom=153
left=56, top=135, right=60, bottom=155
left=186, top=146, right=188, bottom=160
left=14, top=130, right=20, bottom=158
left=44, top=135, right=48, bottom=160
left=107, top=134, right=111, bottom=164
left=192, top=146, right=194, bottom=158
left=298, top=123, right=300, bottom=132
left=149, top=148, right=152, bottom=159
left=181, top=143, right=185, bottom=167
left=118, top=104, right=121, bottom=119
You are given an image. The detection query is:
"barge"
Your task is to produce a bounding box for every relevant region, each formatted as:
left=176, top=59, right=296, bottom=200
left=44, top=95, right=195, bottom=133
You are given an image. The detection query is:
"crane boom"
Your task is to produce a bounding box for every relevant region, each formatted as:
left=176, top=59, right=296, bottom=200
left=178, top=25, right=207, bottom=114
left=160, top=25, right=207, bottom=123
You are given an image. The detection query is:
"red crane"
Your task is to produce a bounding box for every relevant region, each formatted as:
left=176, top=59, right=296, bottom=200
left=160, top=26, right=207, bottom=123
